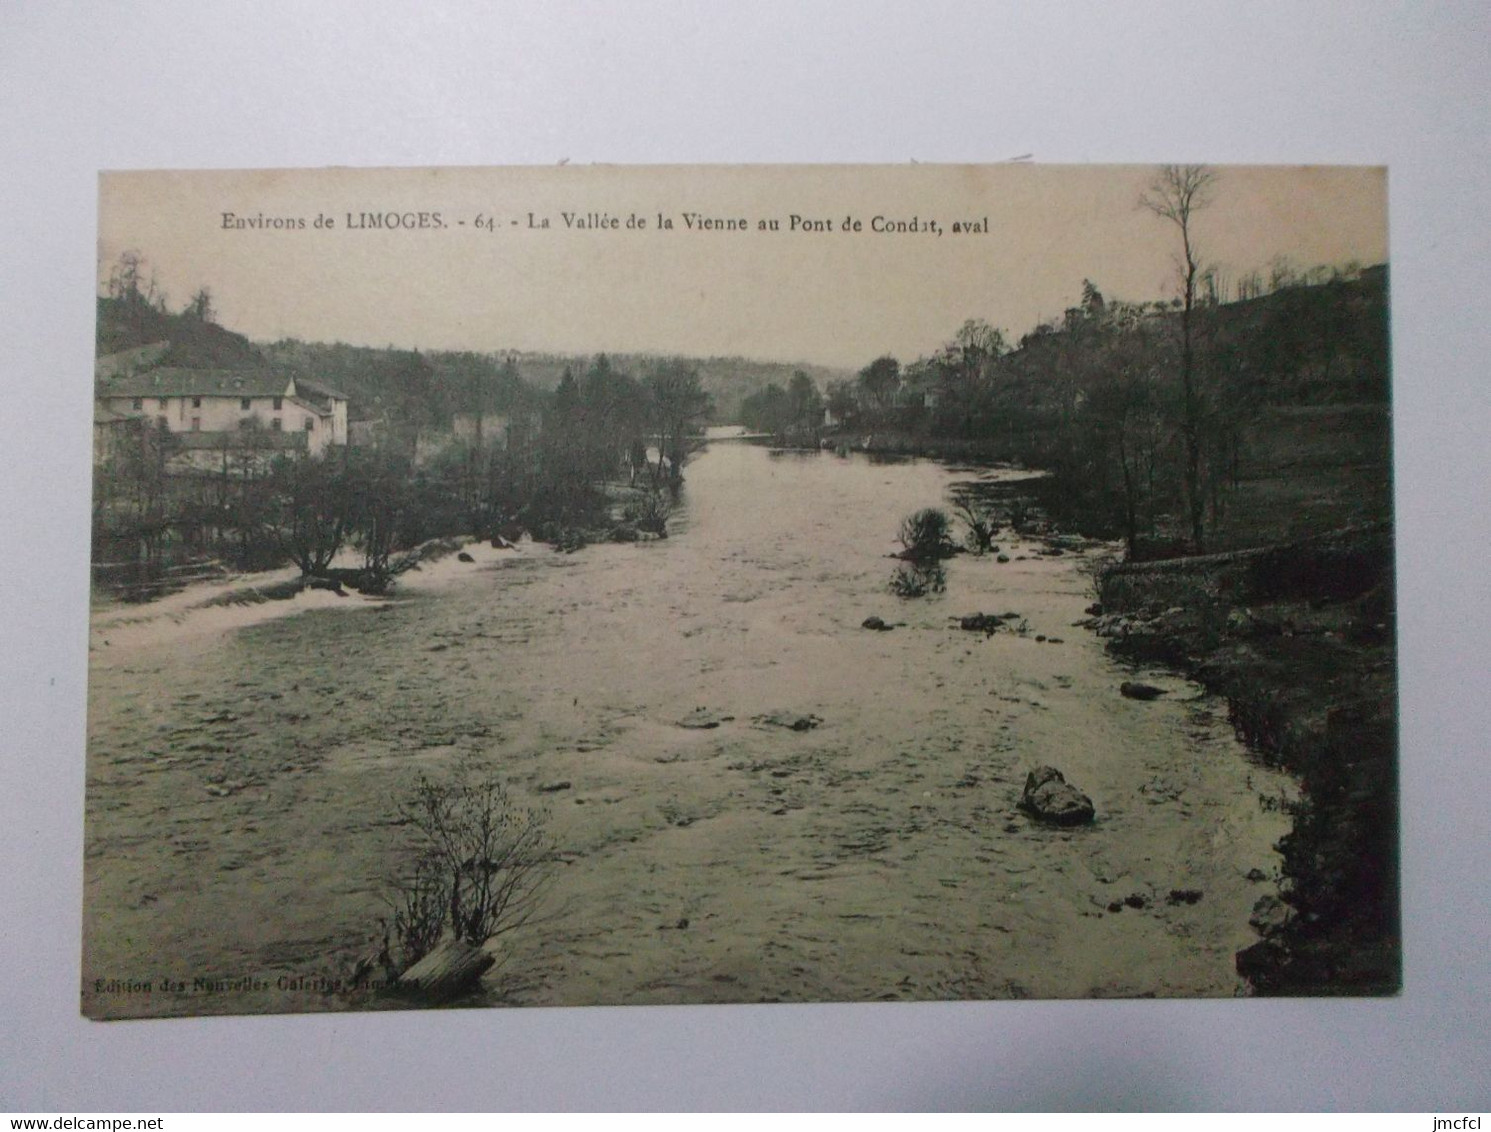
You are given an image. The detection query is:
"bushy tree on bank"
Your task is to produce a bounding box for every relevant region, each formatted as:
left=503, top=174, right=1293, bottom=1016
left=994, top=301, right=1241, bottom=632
left=740, top=369, right=824, bottom=443
left=644, top=359, right=712, bottom=485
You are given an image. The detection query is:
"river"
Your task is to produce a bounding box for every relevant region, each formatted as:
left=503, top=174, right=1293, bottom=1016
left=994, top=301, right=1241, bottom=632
left=83, top=432, right=1293, bottom=1017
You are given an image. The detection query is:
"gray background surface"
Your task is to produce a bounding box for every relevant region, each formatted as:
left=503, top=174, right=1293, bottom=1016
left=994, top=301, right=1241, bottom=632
left=2, top=1, right=1488, bottom=1111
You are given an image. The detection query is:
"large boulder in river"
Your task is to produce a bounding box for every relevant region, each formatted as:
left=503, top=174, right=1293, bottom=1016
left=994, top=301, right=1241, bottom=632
left=1018, top=766, right=1095, bottom=826
left=1120, top=681, right=1166, bottom=701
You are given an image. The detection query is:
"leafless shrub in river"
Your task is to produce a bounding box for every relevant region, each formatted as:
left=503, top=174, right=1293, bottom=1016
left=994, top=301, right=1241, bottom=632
left=954, top=500, right=999, bottom=555
left=623, top=487, right=671, bottom=534
left=889, top=560, right=947, bottom=598
left=382, top=757, right=551, bottom=976
left=382, top=856, right=448, bottom=977
left=898, top=507, right=957, bottom=562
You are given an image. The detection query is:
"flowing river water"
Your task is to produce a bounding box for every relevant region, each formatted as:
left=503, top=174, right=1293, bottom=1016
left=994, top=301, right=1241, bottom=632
left=84, top=432, right=1294, bottom=1017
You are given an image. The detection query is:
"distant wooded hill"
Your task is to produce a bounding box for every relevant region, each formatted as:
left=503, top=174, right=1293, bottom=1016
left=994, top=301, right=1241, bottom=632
left=496, top=354, right=854, bottom=424
left=97, top=294, right=853, bottom=426
left=255, top=342, right=852, bottom=426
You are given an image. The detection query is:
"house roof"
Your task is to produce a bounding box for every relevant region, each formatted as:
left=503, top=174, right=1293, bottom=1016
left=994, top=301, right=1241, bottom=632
left=293, top=376, right=349, bottom=402
left=285, top=394, right=332, bottom=418
left=98, top=367, right=294, bottom=399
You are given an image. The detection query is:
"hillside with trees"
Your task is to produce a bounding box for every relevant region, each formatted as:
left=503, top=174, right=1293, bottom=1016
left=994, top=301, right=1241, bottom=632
left=827, top=263, right=1389, bottom=559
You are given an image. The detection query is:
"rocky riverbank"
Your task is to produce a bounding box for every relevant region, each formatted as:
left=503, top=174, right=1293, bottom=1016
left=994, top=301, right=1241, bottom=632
left=1083, top=523, right=1400, bottom=995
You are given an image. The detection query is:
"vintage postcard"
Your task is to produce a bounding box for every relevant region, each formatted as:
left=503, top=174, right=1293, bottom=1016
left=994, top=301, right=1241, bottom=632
left=85, top=164, right=1396, bottom=1019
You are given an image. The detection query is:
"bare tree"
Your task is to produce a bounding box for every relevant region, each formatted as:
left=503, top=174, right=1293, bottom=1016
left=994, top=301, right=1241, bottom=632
left=268, top=451, right=352, bottom=575
left=185, top=286, right=216, bottom=323
left=1141, top=163, right=1217, bottom=553
left=105, top=249, right=168, bottom=311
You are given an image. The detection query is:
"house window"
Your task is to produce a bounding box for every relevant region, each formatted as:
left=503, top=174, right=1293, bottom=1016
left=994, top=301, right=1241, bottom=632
left=131, top=398, right=143, bottom=411
left=273, top=396, right=283, bottom=411
left=238, top=419, right=254, bottom=430
left=241, top=398, right=251, bottom=410
left=271, top=418, right=282, bottom=431
left=192, top=397, right=202, bottom=408
left=158, top=398, right=168, bottom=410
left=191, top=417, right=201, bottom=432
left=304, top=418, right=315, bottom=431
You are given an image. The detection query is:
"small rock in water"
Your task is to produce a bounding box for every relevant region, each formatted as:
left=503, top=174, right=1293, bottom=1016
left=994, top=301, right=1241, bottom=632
left=1246, top=867, right=1268, bottom=883
left=457, top=551, right=476, bottom=563
left=1018, top=766, right=1096, bottom=826
left=996, top=555, right=1010, bottom=564
left=1167, top=888, right=1204, bottom=905
left=1120, top=681, right=1166, bottom=701
left=677, top=707, right=734, bottom=729
left=1249, top=894, right=1290, bottom=937
left=861, top=616, right=893, bottom=631
left=537, top=780, right=572, bottom=793
left=1124, top=893, right=1147, bottom=909
left=1107, top=901, right=1124, bottom=914
left=755, top=711, right=822, bottom=732
left=958, top=613, right=1004, bottom=634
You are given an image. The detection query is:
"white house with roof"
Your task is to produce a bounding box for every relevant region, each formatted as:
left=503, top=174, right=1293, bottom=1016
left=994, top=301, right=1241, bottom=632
left=94, top=354, right=349, bottom=465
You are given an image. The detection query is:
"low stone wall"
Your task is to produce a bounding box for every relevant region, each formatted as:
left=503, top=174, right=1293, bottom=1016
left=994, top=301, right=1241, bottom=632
left=1099, top=521, right=1393, bottom=612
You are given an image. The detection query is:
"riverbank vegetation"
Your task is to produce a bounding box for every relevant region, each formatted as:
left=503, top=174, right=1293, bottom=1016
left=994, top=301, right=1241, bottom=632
left=826, top=262, right=1388, bottom=560
left=93, top=285, right=713, bottom=599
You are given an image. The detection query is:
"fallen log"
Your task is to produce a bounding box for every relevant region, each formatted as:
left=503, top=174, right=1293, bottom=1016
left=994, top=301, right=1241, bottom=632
left=395, top=938, right=494, bottom=1000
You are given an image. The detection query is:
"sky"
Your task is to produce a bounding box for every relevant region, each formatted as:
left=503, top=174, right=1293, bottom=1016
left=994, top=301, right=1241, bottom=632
left=98, top=164, right=1387, bottom=369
